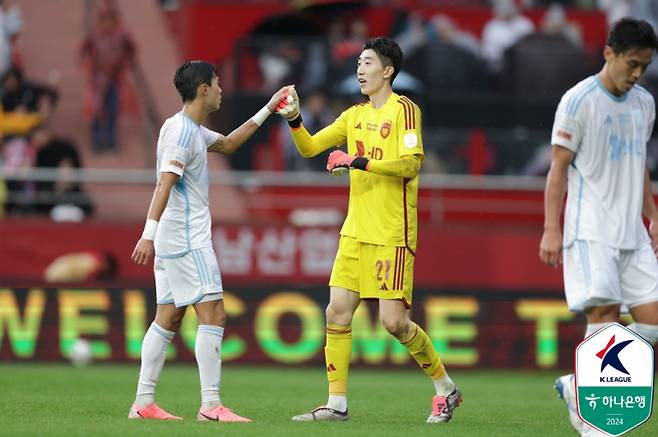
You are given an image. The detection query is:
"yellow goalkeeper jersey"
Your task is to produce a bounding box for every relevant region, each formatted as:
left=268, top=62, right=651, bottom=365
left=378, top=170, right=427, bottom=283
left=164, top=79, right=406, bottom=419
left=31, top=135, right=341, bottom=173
left=291, top=92, right=424, bottom=251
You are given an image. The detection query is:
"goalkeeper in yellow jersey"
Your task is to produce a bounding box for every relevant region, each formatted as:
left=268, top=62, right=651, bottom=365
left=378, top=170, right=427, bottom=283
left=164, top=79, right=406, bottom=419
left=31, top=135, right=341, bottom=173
left=276, top=37, right=462, bottom=424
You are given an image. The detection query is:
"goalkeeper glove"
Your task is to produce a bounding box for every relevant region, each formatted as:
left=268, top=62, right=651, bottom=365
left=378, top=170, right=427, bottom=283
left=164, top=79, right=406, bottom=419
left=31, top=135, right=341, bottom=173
left=276, top=86, right=300, bottom=122
left=326, top=150, right=369, bottom=175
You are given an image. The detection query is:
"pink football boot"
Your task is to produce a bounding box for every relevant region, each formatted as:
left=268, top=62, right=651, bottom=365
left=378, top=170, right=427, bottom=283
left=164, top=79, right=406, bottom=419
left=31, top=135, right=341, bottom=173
left=128, top=403, right=182, bottom=420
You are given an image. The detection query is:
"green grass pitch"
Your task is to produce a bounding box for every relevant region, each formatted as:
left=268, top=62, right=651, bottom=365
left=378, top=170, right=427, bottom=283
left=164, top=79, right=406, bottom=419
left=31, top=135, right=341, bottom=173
left=0, top=364, right=656, bottom=436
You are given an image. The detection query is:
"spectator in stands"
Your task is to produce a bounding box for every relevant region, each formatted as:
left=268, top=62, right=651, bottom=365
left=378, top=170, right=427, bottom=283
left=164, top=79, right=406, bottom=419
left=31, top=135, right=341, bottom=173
left=394, top=11, right=428, bottom=60
left=1, top=133, right=35, bottom=214
left=31, top=124, right=94, bottom=219
left=420, top=14, right=486, bottom=91
left=258, top=41, right=304, bottom=93
left=0, top=67, right=47, bottom=136
left=80, top=0, right=136, bottom=153
left=598, top=0, right=632, bottom=28
left=481, top=0, right=534, bottom=73
left=331, top=17, right=369, bottom=83
left=0, top=0, right=21, bottom=78
left=280, top=88, right=335, bottom=171
left=501, top=3, right=590, bottom=98
left=428, top=14, right=481, bottom=58
left=1, top=66, right=58, bottom=118
left=540, top=3, right=583, bottom=47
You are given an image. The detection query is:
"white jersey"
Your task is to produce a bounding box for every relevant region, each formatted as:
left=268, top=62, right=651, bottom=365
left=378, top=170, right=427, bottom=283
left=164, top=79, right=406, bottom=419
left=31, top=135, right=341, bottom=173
left=551, top=75, right=655, bottom=249
left=154, top=112, right=220, bottom=257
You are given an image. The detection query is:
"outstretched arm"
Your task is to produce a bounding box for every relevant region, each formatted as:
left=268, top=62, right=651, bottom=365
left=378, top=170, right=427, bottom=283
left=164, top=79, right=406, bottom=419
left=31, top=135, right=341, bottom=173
left=539, top=145, right=573, bottom=267
left=207, top=86, right=290, bottom=155
left=289, top=124, right=346, bottom=158
left=131, top=171, right=179, bottom=266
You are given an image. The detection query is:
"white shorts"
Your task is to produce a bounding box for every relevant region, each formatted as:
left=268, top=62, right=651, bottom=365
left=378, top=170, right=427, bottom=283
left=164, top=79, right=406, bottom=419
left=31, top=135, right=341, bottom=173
left=563, top=240, right=658, bottom=312
left=154, top=246, right=223, bottom=307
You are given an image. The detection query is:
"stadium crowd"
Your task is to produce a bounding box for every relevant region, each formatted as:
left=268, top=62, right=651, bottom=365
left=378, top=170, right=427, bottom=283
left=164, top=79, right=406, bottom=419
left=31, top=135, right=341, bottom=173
left=2, top=0, right=658, bottom=219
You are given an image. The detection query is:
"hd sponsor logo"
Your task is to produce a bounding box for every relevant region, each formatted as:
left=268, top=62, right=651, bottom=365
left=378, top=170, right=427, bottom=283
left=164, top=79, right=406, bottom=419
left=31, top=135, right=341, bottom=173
left=575, top=323, right=654, bottom=436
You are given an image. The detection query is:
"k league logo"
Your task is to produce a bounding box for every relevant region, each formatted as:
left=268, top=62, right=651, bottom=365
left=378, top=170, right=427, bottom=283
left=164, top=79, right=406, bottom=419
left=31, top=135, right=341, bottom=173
left=575, top=323, right=654, bottom=436
left=597, top=335, right=632, bottom=378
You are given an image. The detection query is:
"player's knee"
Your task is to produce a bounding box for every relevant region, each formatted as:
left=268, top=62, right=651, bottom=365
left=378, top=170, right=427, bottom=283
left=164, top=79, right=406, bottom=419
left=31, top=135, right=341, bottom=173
left=155, top=316, right=181, bottom=332
left=381, top=317, right=406, bottom=338
left=169, top=315, right=183, bottom=331
left=154, top=311, right=183, bottom=332
left=325, top=304, right=351, bottom=325
left=198, top=308, right=226, bottom=326
left=585, top=304, right=620, bottom=322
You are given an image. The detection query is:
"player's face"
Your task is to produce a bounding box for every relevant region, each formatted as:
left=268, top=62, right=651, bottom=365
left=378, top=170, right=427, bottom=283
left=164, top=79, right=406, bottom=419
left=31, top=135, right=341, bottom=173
left=605, top=46, right=654, bottom=95
left=357, top=49, right=393, bottom=96
left=203, top=75, right=222, bottom=111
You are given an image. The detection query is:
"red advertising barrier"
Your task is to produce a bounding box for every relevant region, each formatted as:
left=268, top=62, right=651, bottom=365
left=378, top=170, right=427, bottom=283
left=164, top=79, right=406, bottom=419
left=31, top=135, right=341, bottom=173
left=0, top=219, right=561, bottom=291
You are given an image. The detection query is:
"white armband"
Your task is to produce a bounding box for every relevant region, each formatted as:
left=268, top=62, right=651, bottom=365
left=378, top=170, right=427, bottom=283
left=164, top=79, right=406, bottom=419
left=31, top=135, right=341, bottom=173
left=141, top=219, right=159, bottom=241
left=250, top=105, right=272, bottom=127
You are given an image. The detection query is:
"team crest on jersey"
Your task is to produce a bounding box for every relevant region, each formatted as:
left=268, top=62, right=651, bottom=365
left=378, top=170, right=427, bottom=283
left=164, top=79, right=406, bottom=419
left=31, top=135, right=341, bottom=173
left=380, top=120, right=392, bottom=138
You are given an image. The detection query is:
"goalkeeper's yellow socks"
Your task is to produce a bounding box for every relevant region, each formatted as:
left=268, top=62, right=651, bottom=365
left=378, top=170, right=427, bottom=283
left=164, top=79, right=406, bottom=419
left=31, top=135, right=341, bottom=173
left=401, top=322, right=456, bottom=395
left=325, top=324, right=352, bottom=412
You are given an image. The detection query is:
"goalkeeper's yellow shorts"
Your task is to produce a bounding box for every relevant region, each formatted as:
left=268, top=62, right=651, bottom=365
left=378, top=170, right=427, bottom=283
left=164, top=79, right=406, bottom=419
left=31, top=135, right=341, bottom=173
left=329, top=235, right=414, bottom=308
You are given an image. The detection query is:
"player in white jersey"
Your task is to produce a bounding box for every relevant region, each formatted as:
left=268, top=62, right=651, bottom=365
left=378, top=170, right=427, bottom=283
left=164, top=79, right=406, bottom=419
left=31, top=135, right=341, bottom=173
left=539, top=18, right=658, bottom=436
left=128, top=61, right=289, bottom=421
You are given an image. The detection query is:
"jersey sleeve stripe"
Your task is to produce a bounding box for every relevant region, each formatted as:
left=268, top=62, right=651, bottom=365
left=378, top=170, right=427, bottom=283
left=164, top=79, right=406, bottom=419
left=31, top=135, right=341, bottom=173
left=397, top=247, right=404, bottom=290
left=400, top=97, right=416, bottom=129
left=180, top=118, right=194, bottom=149
left=177, top=119, right=189, bottom=148
left=393, top=247, right=401, bottom=290
left=565, top=78, right=592, bottom=115
left=396, top=248, right=407, bottom=290
left=566, top=80, right=596, bottom=117
left=568, top=83, right=596, bottom=117
left=397, top=98, right=411, bottom=129
left=398, top=97, right=417, bottom=130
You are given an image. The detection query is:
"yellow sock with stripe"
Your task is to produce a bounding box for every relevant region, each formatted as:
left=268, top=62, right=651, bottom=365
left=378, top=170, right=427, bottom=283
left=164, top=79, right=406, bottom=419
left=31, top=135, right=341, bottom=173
left=401, top=322, right=455, bottom=395
left=325, top=324, right=352, bottom=410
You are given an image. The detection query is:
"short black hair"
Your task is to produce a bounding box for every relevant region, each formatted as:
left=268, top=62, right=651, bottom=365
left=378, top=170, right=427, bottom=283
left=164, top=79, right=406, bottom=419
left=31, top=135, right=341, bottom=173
left=363, top=37, right=403, bottom=84
left=607, top=18, right=658, bottom=54
left=173, top=60, right=217, bottom=103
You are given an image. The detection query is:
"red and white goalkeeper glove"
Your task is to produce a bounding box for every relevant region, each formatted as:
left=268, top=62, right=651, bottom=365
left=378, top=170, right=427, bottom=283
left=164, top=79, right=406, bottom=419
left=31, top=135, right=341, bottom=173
left=276, top=86, right=300, bottom=120
left=326, top=150, right=369, bottom=175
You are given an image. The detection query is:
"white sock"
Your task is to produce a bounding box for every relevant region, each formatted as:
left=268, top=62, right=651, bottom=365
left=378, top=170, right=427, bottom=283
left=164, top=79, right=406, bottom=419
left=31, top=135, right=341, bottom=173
left=135, top=322, right=175, bottom=407
left=195, top=325, right=224, bottom=409
left=585, top=322, right=610, bottom=338
left=627, top=323, right=658, bottom=344
left=433, top=374, right=456, bottom=396
left=326, top=394, right=347, bottom=412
